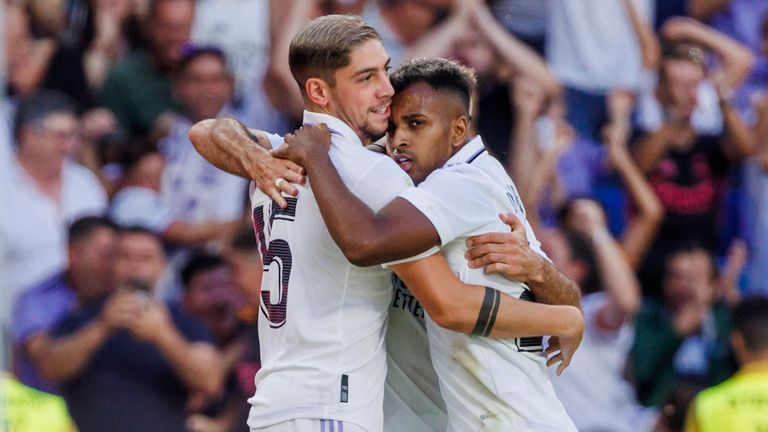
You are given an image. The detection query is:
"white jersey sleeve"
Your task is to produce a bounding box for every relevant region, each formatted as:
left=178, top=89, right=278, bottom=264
left=399, top=166, right=496, bottom=246
left=399, top=164, right=548, bottom=260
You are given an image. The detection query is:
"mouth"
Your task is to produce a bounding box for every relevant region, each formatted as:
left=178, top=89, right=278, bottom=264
left=371, top=104, right=391, bottom=118
left=392, top=153, right=413, bottom=171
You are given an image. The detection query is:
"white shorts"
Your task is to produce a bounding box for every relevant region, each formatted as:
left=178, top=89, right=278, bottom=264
left=251, top=419, right=367, bottom=432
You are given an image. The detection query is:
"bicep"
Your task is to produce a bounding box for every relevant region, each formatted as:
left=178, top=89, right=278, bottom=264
left=373, top=198, right=440, bottom=259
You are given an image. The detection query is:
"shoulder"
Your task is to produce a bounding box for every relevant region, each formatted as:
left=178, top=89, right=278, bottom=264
left=64, top=162, right=104, bottom=193
left=63, top=162, right=107, bottom=206
left=420, top=161, right=499, bottom=199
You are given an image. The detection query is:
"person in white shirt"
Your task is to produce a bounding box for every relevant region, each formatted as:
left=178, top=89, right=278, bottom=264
left=189, top=17, right=582, bottom=432
left=268, top=57, right=580, bottom=431
left=0, top=90, right=106, bottom=330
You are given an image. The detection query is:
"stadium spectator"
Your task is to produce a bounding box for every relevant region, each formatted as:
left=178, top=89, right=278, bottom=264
left=547, top=0, right=653, bottom=140
left=99, top=0, right=194, bottom=139
left=684, top=295, right=768, bottom=431
left=181, top=253, right=250, bottom=432
left=448, top=0, right=559, bottom=165
left=634, top=36, right=754, bottom=295
left=159, top=45, right=248, bottom=229
left=222, top=228, right=262, bottom=399
left=635, top=17, right=755, bottom=136
left=192, top=0, right=292, bottom=134
left=0, top=90, right=107, bottom=331
left=5, top=2, right=93, bottom=107
left=10, top=216, right=116, bottom=393
left=110, top=146, right=240, bottom=246
left=65, top=0, right=146, bottom=91
left=631, top=243, right=738, bottom=407
left=43, top=227, right=223, bottom=432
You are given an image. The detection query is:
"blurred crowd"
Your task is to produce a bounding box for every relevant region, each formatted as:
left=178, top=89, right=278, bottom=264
left=1, top=0, right=768, bottom=431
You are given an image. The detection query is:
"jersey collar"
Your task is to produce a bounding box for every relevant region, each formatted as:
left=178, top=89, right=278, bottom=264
left=302, top=110, right=364, bottom=147
left=442, top=135, right=487, bottom=168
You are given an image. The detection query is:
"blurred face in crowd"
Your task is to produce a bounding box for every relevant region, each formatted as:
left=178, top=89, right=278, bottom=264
left=18, top=112, right=80, bottom=167
left=149, top=0, right=194, bottom=68
left=68, top=227, right=118, bottom=299
left=658, top=59, right=705, bottom=121
left=184, top=264, right=244, bottom=343
left=663, top=249, right=715, bottom=310
left=321, top=39, right=394, bottom=142
left=451, top=27, right=495, bottom=77
left=125, top=152, right=165, bottom=192
left=387, top=82, right=468, bottom=184
left=386, top=0, right=451, bottom=44
left=113, top=231, right=167, bottom=289
left=225, top=249, right=263, bottom=306
left=174, top=53, right=234, bottom=122
left=539, top=229, right=587, bottom=287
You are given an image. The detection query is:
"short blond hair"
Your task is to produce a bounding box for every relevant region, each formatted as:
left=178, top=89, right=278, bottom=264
left=289, top=15, right=381, bottom=90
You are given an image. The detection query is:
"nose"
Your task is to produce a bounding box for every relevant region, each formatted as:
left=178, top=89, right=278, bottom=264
left=390, top=128, right=408, bottom=152
left=378, top=73, right=394, bottom=100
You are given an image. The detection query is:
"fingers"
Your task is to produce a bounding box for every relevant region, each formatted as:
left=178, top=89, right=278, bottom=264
left=556, top=357, right=571, bottom=376
left=467, top=252, right=508, bottom=269
left=466, top=232, right=515, bottom=248
left=499, top=213, right=523, bottom=231
left=545, top=337, right=561, bottom=354
left=267, top=188, right=288, bottom=209
left=546, top=352, right=562, bottom=368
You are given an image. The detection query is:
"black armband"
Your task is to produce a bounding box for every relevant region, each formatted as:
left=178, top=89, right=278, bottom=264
left=471, top=287, right=501, bottom=337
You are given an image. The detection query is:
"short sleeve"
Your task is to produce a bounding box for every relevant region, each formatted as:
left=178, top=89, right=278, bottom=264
left=397, top=165, right=498, bottom=246
left=349, top=156, right=415, bottom=213
left=11, top=292, right=52, bottom=344
left=110, top=188, right=174, bottom=233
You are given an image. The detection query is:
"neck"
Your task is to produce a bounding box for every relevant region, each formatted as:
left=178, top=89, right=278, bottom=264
left=17, top=152, right=63, bottom=186
left=304, top=105, right=370, bottom=145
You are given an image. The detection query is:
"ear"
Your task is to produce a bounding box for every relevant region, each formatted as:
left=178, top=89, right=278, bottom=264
left=305, top=78, right=332, bottom=108
left=730, top=330, right=747, bottom=364
left=450, top=115, right=470, bottom=149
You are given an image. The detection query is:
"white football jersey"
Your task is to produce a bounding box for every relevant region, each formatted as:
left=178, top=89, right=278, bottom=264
left=384, top=275, right=447, bottom=432
left=397, top=136, right=577, bottom=432
left=247, top=111, right=416, bottom=431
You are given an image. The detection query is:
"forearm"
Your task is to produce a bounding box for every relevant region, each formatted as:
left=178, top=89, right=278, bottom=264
left=613, top=151, right=663, bottom=266
left=402, top=7, right=467, bottom=61
left=154, top=328, right=223, bottom=395
left=163, top=220, right=239, bottom=246
left=38, top=321, right=110, bottom=382
left=623, top=0, right=660, bottom=70
left=633, top=126, right=673, bottom=174
left=305, top=155, right=438, bottom=266
left=477, top=8, right=560, bottom=98
left=526, top=258, right=582, bottom=308
left=507, top=111, right=538, bottom=191
left=687, top=23, right=754, bottom=88
left=722, top=104, right=755, bottom=161
left=263, top=0, right=312, bottom=118
left=392, top=255, right=582, bottom=338
left=188, top=118, right=268, bottom=179
left=590, top=231, right=641, bottom=323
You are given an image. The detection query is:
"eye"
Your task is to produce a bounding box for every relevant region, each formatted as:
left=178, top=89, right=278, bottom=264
left=360, top=73, right=373, bottom=83
left=385, top=65, right=392, bottom=74
left=408, top=120, right=422, bottom=128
